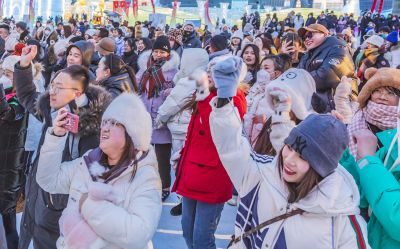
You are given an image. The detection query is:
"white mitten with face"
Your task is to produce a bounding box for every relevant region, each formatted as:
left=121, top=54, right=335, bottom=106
left=191, top=69, right=210, bottom=101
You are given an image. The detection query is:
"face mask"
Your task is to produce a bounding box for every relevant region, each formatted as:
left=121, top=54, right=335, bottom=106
left=0, top=75, right=13, bottom=90
left=309, top=15, right=312, bottom=18
left=380, top=34, right=387, bottom=39
left=183, top=30, right=193, bottom=37
left=277, top=26, right=282, bottom=31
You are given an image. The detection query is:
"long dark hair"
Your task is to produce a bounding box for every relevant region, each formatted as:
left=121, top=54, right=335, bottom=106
left=277, top=147, right=323, bottom=203
left=100, top=130, right=139, bottom=182
left=241, top=43, right=260, bottom=86
left=102, top=54, right=138, bottom=92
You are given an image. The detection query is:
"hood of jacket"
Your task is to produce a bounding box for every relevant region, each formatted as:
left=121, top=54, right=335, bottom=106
left=37, top=84, right=112, bottom=137
left=100, top=71, right=135, bottom=93
left=292, top=166, right=360, bottom=216
left=66, top=40, right=95, bottom=68
left=138, top=50, right=180, bottom=73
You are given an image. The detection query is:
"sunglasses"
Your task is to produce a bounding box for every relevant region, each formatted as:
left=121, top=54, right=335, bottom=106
left=303, top=32, right=314, bottom=40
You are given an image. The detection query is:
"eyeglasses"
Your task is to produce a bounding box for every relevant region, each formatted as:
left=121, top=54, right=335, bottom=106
left=49, top=84, right=79, bottom=94
left=101, top=119, right=122, bottom=129
left=372, top=88, right=398, bottom=98
left=303, top=32, right=314, bottom=41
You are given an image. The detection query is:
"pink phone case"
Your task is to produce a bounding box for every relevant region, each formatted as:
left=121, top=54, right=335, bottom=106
left=63, top=112, right=79, bottom=134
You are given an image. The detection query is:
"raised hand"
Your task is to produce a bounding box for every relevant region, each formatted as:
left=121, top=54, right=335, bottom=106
left=20, top=45, right=38, bottom=67
left=352, top=129, right=378, bottom=160
left=267, top=87, right=292, bottom=114
left=334, top=76, right=353, bottom=124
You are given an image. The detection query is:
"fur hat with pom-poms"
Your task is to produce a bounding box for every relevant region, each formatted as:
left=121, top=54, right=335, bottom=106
left=102, top=93, right=152, bottom=151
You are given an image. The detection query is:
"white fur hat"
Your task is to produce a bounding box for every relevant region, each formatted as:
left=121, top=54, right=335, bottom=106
left=102, top=93, right=152, bottom=151
left=266, top=68, right=316, bottom=120
left=2, top=55, right=20, bottom=72
left=53, top=39, right=69, bottom=56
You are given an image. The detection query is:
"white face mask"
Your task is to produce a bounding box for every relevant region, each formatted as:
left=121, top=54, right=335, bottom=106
left=0, top=75, right=13, bottom=90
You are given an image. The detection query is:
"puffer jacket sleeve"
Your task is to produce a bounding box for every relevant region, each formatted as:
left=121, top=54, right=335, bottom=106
left=81, top=164, right=162, bottom=249
left=210, top=97, right=273, bottom=196
left=310, top=46, right=354, bottom=92
left=357, top=155, right=400, bottom=241
left=14, top=63, right=43, bottom=122
left=36, top=128, right=79, bottom=194
left=157, top=78, right=195, bottom=124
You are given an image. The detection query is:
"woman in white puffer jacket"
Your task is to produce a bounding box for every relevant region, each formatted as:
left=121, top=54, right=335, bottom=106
left=208, top=80, right=370, bottom=248
left=243, top=54, right=292, bottom=145
left=156, top=48, right=209, bottom=162
left=36, top=93, right=162, bottom=249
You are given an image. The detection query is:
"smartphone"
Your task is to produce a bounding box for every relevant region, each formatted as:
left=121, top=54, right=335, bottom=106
left=62, top=112, right=79, bottom=134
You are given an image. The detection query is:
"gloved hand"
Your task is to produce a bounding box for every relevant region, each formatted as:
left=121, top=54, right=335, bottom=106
left=243, top=71, right=254, bottom=84
left=213, top=57, right=243, bottom=98
left=256, top=69, right=270, bottom=84
left=334, top=76, right=353, bottom=124
left=193, top=69, right=210, bottom=101
left=267, top=87, right=292, bottom=114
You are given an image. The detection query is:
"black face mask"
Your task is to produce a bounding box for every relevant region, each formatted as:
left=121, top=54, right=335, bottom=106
left=183, top=30, right=193, bottom=37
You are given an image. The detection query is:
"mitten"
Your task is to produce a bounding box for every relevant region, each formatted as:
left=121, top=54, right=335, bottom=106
left=267, top=87, right=292, bottom=115
left=334, top=76, right=353, bottom=124
left=212, top=57, right=242, bottom=98
left=193, top=69, right=210, bottom=101
left=60, top=208, right=105, bottom=249
left=88, top=181, right=123, bottom=205
left=256, top=69, right=270, bottom=85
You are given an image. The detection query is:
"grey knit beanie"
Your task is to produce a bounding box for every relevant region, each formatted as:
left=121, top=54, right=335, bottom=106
left=284, top=114, right=349, bottom=178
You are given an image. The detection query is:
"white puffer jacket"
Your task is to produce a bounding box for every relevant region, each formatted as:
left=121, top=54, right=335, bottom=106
left=36, top=130, right=162, bottom=249
left=209, top=99, right=371, bottom=249
left=243, top=71, right=272, bottom=144
left=157, top=75, right=195, bottom=141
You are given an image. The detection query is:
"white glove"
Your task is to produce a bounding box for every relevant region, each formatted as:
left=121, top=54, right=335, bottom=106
left=256, top=69, right=270, bottom=84
left=192, top=69, right=210, bottom=101
left=334, top=76, right=353, bottom=124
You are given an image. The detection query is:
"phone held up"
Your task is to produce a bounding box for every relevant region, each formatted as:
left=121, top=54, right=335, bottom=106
left=62, top=111, right=80, bottom=134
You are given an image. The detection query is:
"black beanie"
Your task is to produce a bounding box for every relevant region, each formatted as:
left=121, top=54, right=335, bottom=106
left=152, top=36, right=171, bottom=53
left=210, top=35, right=229, bottom=52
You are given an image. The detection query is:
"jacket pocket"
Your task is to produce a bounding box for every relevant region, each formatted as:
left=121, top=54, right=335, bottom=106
left=184, top=140, right=220, bottom=193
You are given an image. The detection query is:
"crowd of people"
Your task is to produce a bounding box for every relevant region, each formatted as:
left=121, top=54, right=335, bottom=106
left=0, top=7, right=399, bottom=249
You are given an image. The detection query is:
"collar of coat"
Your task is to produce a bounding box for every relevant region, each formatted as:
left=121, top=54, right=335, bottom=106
left=37, top=84, right=112, bottom=137
left=137, top=50, right=180, bottom=73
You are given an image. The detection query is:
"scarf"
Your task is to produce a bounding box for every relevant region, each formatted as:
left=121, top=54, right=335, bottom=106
left=356, top=48, right=380, bottom=81
left=139, top=57, right=168, bottom=99
left=348, top=101, right=397, bottom=157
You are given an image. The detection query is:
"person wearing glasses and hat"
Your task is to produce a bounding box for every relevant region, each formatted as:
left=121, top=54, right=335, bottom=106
left=297, top=23, right=355, bottom=114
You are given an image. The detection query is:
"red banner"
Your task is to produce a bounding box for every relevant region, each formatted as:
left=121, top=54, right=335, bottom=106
left=205, top=0, right=212, bottom=27
left=370, top=0, right=378, bottom=12
left=29, top=0, right=35, bottom=23
left=171, top=0, right=177, bottom=26
left=132, top=0, right=138, bottom=18
left=113, top=1, right=129, bottom=16
left=377, top=0, right=384, bottom=14
left=150, top=0, right=155, bottom=14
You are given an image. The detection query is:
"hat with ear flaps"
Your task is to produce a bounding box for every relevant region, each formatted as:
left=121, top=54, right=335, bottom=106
left=358, top=67, right=400, bottom=108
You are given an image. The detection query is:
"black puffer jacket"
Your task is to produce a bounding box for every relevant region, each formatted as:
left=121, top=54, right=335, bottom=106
left=14, top=64, right=112, bottom=249
left=0, top=86, right=27, bottom=215
left=121, top=50, right=139, bottom=73
left=182, top=32, right=202, bottom=49
left=99, top=70, right=136, bottom=99
left=298, top=36, right=355, bottom=113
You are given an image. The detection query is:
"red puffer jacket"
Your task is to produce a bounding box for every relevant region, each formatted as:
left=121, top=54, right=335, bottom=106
left=172, top=90, right=247, bottom=203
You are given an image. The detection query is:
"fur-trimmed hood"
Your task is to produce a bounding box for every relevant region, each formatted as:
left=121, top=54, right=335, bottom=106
left=137, top=50, right=180, bottom=73
left=37, top=84, right=112, bottom=137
